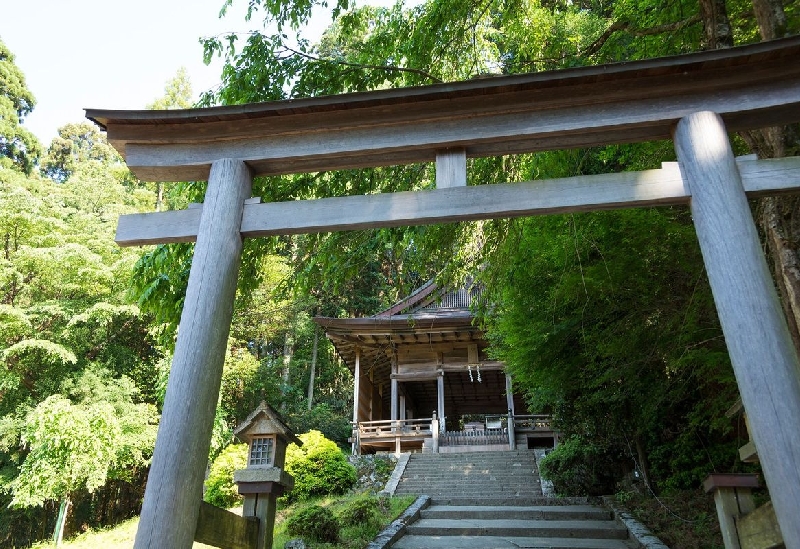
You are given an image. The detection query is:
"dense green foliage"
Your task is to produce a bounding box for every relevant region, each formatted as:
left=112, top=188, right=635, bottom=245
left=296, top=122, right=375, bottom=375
left=337, top=495, right=386, bottom=529
left=285, top=430, right=357, bottom=501
left=0, top=140, right=160, bottom=545
left=480, top=203, right=742, bottom=492
left=39, top=123, right=123, bottom=183
left=285, top=504, right=340, bottom=543
left=203, top=443, right=248, bottom=508
left=540, top=436, right=625, bottom=496
left=0, top=39, right=41, bottom=174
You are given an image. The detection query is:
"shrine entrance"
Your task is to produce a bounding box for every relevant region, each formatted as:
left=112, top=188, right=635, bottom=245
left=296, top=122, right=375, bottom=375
left=89, top=36, right=800, bottom=549
left=314, top=279, right=537, bottom=454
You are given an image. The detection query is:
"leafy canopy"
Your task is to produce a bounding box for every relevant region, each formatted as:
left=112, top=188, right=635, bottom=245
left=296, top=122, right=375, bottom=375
left=10, top=367, right=157, bottom=508
left=0, top=38, right=41, bottom=174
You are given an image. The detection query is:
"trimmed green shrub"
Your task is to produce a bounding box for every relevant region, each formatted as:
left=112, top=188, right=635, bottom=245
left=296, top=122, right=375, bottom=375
left=539, top=436, right=623, bottom=496
left=285, top=504, right=339, bottom=543
left=285, top=430, right=356, bottom=501
left=204, top=443, right=248, bottom=508
left=338, top=496, right=383, bottom=528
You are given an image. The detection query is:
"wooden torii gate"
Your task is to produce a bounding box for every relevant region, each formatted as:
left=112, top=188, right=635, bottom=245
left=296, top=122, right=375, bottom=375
left=88, top=37, right=800, bottom=549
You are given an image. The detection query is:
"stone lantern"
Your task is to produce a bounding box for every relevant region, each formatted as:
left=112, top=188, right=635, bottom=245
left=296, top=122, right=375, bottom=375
left=233, top=402, right=301, bottom=549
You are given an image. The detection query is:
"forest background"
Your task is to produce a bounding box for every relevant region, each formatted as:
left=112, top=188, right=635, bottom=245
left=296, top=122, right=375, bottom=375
left=1, top=0, right=799, bottom=546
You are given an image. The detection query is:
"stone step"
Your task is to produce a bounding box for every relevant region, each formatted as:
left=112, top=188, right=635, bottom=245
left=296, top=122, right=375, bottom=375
left=387, top=454, right=638, bottom=549
left=406, top=518, right=629, bottom=539
left=402, top=470, right=538, bottom=475
left=397, top=478, right=541, bottom=484
left=399, top=478, right=538, bottom=483
left=396, top=485, right=543, bottom=491
left=392, top=535, right=636, bottom=549
left=430, top=497, right=589, bottom=506
left=409, top=455, right=539, bottom=459
left=398, top=477, right=538, bottom=483
left=395, top=485, right=543, bottom=491
left=399, top=470, right=538, bottom=477
left=396, top=487, right=544, bottom=493
left=403, top=463, right=538, bottom=468
left=404, top=468, right=538, bottom=473
left=421, top=505, right=612, bottom=521
left=406, top=457, right=537, bottom=464
left=409, top=458, right=538, bottom=462
left=395, top=491, right=545, bottom=498
left=395, top=489, right=544, bottom=496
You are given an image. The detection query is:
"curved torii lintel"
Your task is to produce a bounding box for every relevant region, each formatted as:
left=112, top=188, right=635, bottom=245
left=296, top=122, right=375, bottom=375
left=86, top=36, right=800, bottom=183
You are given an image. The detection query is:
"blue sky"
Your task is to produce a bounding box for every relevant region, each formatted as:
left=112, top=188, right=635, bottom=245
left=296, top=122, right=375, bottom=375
left=1, top=0, right=336, bottom=144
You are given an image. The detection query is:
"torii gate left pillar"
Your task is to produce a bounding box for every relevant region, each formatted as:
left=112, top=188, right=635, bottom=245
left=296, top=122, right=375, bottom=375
left=134, top=159, right=252, bottom=549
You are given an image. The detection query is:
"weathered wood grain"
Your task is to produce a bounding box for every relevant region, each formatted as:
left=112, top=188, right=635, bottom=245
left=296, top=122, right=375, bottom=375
left=712, top=487, right=755, bottom=549
left=674, top=111, right=800, bottom=549
left=738, top=502, right=784, bottom=549
left=133, top=160, right=253, bottom=549
left=353, top=348, right=361, bottom=426
left=119, top=78, right=800, bottom=181
left=436, top=149, right=467, bottom=188
left=115, top=157, right=800, bottom=247
left=194, top=502, right=259, bottom=549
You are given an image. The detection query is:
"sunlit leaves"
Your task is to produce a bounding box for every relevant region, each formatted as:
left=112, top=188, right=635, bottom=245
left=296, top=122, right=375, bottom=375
left=9, top=369, right=158, bottom=507
left=0, top=39, right=42, bottom=174
left=40, top=122, right=122, bottom=183
left=0, top=304, right=31, bottom=345
left=146, top=68, right=194, bottom=110
left=1, top=339, right=77, bottom=407
left=221, top=0, right=351, bottom=31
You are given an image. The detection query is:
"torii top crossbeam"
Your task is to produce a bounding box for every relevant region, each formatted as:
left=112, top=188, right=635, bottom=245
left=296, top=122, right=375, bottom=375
left=88, top=37, right=800, bottom=549
left=88, top=36, right=800, bottom=183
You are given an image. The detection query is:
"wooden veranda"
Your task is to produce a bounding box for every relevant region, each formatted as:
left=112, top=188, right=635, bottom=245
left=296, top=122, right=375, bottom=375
left=89, top=37, right=800, bottom=549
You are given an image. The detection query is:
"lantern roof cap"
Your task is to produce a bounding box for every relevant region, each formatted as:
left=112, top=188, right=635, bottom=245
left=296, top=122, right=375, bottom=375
left=234, top=401, right=302, bottom=446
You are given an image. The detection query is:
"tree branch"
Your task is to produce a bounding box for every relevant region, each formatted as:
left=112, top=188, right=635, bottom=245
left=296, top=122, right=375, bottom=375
left=280, top=44, right=443, bottom=83
left=629, top=14, right=702, bottom=37
left=518, top=14, right=703, bottom=70
left=580, top=20, right=630, bottom=57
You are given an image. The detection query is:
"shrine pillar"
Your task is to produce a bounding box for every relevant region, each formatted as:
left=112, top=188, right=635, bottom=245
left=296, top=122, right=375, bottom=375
left=134, top=159, right=252, bottom=549
left=437, top=373, right=445, bottom=432
left=674, top=111, right=800, bottom=549
left=352, top=347, right=360, bottom=454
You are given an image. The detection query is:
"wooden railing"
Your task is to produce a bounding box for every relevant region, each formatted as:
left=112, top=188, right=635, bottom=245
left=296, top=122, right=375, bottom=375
left=355, top=418, right=434, bottom=438
left=352, top=418, right=434, bottom=453
left=441, top=427, right=507, bottom=446
left=352, top=414, right=555, bottom=453
left=512, top=414, right=553, bottom=431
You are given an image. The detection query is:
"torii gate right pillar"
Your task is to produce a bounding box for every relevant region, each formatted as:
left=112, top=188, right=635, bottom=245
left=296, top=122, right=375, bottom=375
left=674, top=111, right=800, bottom=549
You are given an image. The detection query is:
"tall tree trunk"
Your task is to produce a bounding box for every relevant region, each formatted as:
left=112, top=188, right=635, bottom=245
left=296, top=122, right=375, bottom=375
left=307, top=327, right=319, bottom=410
left=698, top=0, right=734, bottom=49
left=751, top=0, right=788, bottom=38
left=281, top=331, right=293, bottom=409
left=744, top=0, right=800, bottom=358
left=156, top=182, right=164, bottom=212
left=53, top=496, right=70, bottom=547
left=634, top=435, right=653, bottom=495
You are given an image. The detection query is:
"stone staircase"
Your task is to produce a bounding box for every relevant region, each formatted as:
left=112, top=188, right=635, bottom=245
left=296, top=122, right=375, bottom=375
left=394, top=450, right=544, bottom=500
left=389, top=451, right=640, bottom=549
